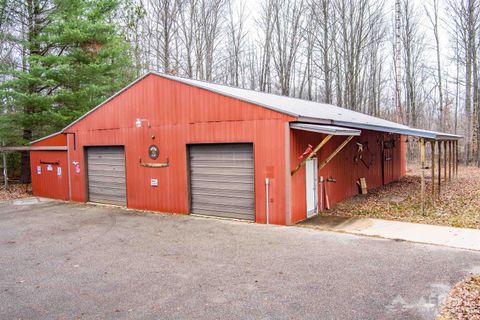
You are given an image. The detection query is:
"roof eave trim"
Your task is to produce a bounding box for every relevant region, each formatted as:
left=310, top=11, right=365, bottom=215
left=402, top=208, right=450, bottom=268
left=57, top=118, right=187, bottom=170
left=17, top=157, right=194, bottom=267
left=333, top=120, right=463, bottom=140
left=290, top=123, right=361, bottom=136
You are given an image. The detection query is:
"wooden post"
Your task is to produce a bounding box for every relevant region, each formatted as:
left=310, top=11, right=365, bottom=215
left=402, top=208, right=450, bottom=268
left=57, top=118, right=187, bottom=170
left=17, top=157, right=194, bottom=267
left=455, top=140, right=459, bottom=177
left=448, top=141, right=452, bottom=182
left=318, top=135, right=355, bottom=171
left=420, top=138, right=426, bottom=215
left=291, top=134, right=333, bottom=176
left=1, top=141, right=6, bottom=190
left=443, top=141, right=447, bottom=184
left=2, top=151, right=7, bottom=190
left=452, top=140, right=457, bottom=179
left=430, top=140, right=435, bottom=204
left=437, top=140, right=441, bottom=196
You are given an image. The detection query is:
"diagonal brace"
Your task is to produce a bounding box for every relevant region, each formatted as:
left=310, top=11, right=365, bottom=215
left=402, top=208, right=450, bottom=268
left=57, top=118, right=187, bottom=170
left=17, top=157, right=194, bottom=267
left=318, top=135, right=355, bottom=171
left=291, top=135, right=333, bottom=176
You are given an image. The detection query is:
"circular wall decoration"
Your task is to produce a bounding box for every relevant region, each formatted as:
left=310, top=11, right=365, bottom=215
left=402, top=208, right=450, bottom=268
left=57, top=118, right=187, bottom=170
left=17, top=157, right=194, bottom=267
left=148, top=145, right=159, bottom=160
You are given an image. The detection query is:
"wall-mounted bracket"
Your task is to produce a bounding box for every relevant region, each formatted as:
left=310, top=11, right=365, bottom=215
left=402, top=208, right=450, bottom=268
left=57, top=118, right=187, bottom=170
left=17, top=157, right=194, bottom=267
left=40, top=160, right=60, bottom=165
left=139, top=157, right=169, bottom=168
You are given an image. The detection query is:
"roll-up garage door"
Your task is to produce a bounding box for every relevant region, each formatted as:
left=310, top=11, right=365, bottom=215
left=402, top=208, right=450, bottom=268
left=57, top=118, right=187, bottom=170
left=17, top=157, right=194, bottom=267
left=189, top=143, right=254, bottom=221
left=86, top=146, right=126, bottom=206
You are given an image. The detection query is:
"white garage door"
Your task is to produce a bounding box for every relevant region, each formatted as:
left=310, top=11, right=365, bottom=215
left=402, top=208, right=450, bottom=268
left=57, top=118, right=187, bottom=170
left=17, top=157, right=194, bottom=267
left=86, top=146, right=126, bottom=206
left=189, top=144, right=254, bottom=221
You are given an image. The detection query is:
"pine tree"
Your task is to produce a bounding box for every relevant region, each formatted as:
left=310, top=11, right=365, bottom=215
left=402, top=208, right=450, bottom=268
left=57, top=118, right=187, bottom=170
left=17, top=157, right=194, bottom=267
left=0, top=0, right=134, bottom=182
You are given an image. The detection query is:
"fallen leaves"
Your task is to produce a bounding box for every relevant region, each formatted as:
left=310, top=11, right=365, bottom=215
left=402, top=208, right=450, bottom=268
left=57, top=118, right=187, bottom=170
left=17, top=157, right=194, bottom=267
left=324, top=165, right=480, bottom=229
left=436, top=275, right=480, bottom=320
left=0, top=183, right=31, bottom=201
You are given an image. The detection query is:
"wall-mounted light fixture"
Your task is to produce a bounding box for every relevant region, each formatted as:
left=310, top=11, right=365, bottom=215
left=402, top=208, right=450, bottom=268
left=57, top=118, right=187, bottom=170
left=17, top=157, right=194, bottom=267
left=135, top=118, right=151, bottom=128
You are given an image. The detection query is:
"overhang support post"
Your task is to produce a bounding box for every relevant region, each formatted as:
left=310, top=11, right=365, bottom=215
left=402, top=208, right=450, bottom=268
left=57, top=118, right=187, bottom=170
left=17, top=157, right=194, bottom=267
left=454, top=140, right=457, bottom=177
left=455, top=140, right=459, bottom=177
left=448, top=140, right=452, bottom=182
left=2, top=152, right=7, bottom=190
left=420, top=138, right=426, bottom=215
left=291, top=134, right=333, bottom=176
left=430, top=140, right=435, bottom=204
left=438, top=140, right=441, bottom=197
left=443, top=140, right=447, bottom=184
left=318, top=135, right=355, bottom=172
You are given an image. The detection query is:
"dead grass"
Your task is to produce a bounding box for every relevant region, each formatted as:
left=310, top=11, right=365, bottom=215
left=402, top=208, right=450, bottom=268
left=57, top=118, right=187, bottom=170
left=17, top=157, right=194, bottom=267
left=436, top=275, right=480, bottom=320
left=324, top=165, right=480, bottom=229
left=0, top=183, right=31, bottom=201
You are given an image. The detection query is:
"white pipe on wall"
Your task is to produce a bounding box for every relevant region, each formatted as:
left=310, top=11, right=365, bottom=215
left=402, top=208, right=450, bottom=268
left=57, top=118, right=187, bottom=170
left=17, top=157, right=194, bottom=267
left=67, top=136, right=72, bottom=200
left=265, top=177, right=270, bottom=224
left=319, top=176, right=324, bottom=212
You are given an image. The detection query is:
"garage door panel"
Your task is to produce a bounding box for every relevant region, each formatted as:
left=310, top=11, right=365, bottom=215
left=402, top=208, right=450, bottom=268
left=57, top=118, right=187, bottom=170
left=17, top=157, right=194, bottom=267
left=88, top=194, right=125, bottom=205
left=88, top=185, right=126, bottom=194
left=191, top=173, right=254, bottom=182
left=190, top=182, right=254, bottom=192
left=190, top=161, right=254, bottom=169
left=87, top=146, right=126, bottom=206
left=192, top=203, right=252, bottom=216
left=190, top=206, right=254, bottom=220
left=88, top=178, right=126, bottom=185
left=87, top=175, right=126, bottom=183
left=189, top=144, right=254, bottom=221
left=191, top=194, right=255, bottom=206
left=86, top=164, right=126, bottom=171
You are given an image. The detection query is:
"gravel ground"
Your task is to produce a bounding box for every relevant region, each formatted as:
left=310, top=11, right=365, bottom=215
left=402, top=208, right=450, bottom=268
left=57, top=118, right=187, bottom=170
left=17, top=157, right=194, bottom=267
left=1, top=199, right=480, bottom=320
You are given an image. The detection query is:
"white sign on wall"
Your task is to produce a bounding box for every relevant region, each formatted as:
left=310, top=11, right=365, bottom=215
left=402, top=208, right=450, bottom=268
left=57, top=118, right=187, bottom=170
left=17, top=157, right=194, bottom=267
left=37, top=166, right=41, bottom=175
left=151, top=179, right=158, bottom=187
left=46, top=164, right=53, bottom=171
left=57, top=167, right=62, bottom=176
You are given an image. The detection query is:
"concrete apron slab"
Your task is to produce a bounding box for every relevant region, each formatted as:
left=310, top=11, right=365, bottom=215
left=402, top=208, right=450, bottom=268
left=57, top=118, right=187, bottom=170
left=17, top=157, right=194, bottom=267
left=301, top=216, right=480, bottom=251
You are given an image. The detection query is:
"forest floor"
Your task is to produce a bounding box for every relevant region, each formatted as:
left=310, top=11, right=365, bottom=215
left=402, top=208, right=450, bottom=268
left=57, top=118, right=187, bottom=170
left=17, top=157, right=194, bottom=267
left=0, top=183, right=31, bottom=202
left=323, top=165, right=480, bottom=229
left=436, top=275, right=480, bottom=320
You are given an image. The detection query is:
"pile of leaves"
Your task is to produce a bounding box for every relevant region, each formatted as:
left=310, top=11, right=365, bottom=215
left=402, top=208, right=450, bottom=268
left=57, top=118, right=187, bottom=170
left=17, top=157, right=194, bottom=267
left=436, top=275, right=480, bottom=320
left=0, top=184, right=31, bottom=201
left=325, top=166, right=480, bottom=229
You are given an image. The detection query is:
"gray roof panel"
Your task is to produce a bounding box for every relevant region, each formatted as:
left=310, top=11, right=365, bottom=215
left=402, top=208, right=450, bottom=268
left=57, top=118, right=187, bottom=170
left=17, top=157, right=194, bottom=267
left=61, top=72, right=462, bottom=141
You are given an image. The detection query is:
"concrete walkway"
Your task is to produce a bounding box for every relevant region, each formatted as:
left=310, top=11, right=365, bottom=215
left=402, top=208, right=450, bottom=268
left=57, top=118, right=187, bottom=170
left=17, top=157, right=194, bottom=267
left=301, top=216, right=480, bottom=251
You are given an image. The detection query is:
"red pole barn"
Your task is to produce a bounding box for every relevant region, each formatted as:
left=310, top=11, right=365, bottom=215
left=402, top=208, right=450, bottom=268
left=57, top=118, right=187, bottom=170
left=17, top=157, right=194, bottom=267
left=30, top=72, right=459, bottom=225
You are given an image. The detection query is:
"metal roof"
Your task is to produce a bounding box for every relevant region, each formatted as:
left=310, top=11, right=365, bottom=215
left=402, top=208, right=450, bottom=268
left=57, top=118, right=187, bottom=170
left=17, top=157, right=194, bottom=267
left=0, top=146, right=68, bottom=152
left=290, top=123, right=361, bottom=136
left=61, top=71, right=462, bottom=141
left=154, top=72, right=461, bottom=141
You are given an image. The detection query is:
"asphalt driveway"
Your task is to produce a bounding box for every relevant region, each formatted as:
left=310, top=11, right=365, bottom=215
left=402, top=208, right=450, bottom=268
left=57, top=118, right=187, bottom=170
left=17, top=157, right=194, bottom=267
left=0, top=199, right=479, bottom=320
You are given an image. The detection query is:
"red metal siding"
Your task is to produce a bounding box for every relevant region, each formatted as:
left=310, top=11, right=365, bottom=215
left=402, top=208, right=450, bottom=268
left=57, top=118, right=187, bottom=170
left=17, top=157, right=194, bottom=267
left=289, top=130, right=406, bottom=223
left=31, top=133, right=67, bottom=147
left=66, top=74, right=294, bottom=225
left=30, top=73, right=408, bottom=225
left=30, top=151, right=69, bottom=200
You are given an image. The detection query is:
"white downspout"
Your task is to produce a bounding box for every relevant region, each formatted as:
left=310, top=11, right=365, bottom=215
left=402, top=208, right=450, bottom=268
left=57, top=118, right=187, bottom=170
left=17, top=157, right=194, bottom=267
left=265, top=177, right=270, bottom=224
left=67, top=135, right=72, bottom=201
left=319, top=176, right=324, bottom=212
